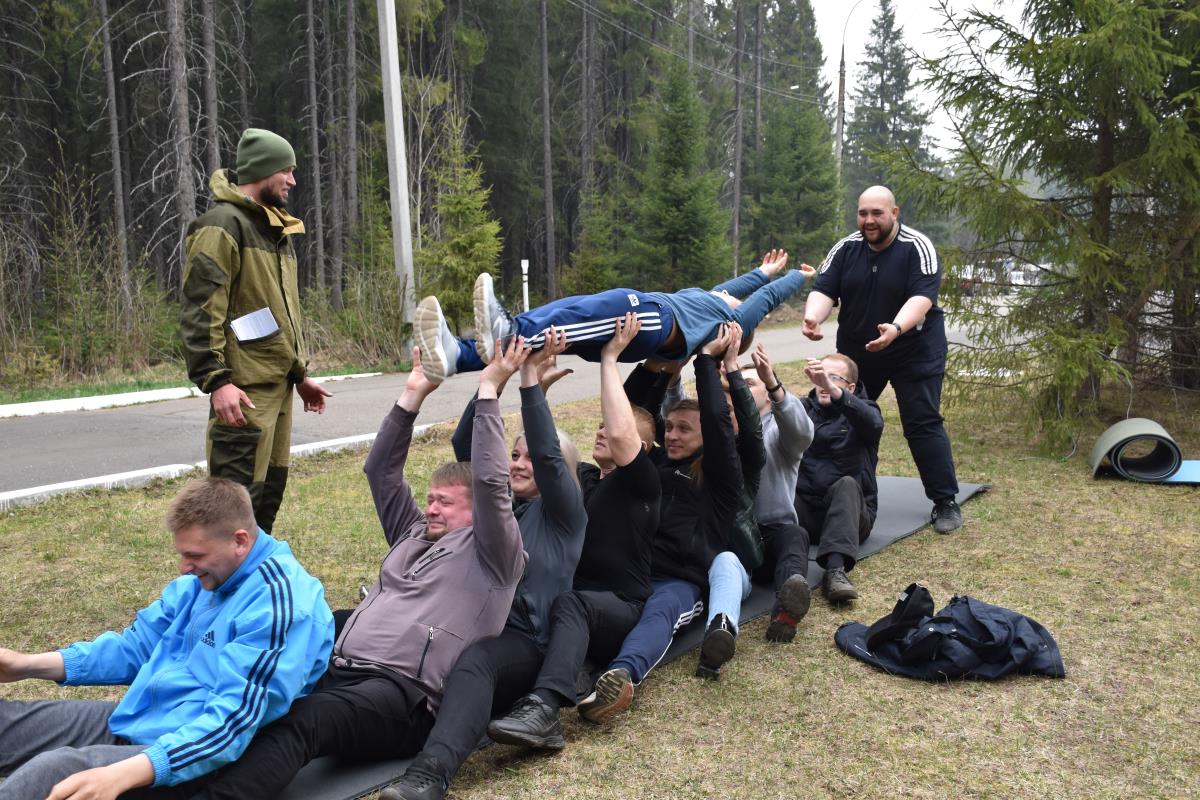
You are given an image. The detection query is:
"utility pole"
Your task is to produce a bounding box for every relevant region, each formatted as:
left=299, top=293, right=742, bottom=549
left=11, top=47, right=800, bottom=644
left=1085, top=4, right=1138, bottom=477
left=836, top=0, right=869, bottom=188
left=836, top=42, right=846, bottom=187
left=377, top=0, right=416, bottom=322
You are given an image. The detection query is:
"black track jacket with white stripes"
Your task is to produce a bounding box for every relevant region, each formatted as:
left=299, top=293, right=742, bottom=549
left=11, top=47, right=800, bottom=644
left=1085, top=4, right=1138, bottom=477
left=813, top=224, right=946, bottom=370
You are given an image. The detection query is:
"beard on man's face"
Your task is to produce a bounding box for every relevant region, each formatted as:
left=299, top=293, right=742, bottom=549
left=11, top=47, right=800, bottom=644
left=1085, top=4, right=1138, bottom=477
left=261, top=187, right=288, bottom=208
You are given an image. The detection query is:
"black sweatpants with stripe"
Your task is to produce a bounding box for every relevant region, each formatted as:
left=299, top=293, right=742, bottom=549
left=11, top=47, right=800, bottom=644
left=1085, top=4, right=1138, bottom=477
left=146, top=666, right=435, bottom=799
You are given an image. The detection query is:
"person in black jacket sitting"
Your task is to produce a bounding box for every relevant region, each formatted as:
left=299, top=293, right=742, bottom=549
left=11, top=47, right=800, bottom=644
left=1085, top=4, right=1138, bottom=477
left=794, top=354, right=884, bottom=602
left=574, top=323, right=748, bottom=722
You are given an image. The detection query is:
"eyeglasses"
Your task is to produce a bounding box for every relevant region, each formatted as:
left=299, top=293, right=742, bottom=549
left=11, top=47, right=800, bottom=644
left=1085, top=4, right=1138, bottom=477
left=828, top=374, right=850, bottom=385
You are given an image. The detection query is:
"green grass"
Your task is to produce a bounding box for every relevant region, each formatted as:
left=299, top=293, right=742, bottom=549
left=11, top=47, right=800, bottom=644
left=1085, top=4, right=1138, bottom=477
left=0, top=362, right=191, bottom=404
left=1, top=364, right=1197, bottom=799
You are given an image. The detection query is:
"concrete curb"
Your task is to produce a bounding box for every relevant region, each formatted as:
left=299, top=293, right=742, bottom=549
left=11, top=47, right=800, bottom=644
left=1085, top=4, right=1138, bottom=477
left=0, top=372, right=383, bottom=419
left=0, top=423, right=432, bottom=513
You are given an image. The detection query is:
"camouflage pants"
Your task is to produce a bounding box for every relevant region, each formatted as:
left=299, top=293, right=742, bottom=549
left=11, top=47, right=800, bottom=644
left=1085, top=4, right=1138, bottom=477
left=206, top=380, right=293, bottom=533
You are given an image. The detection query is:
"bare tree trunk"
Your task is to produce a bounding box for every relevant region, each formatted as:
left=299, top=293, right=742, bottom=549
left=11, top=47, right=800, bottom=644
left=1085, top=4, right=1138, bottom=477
left=323, top=0, right=344, bottom=311
left=239, top=0, right=253, bottom=128
left=96, top=0, right=132, bottom=322
left=754, top=2, right=763, bottom=155
left=687, top=0, right=694, bottom=70
left=305, top=0, right=325, bottom=293
left=166, top=0, right=196, bottom=288
left=730, top=3, right=744, bottom=276
left=344, top=0, right=359, bottom=228
left=540, top=0, right=557, bottom=298
left=580, top=0, right=595, bottom=205
left=201, top=0, right=220, bottom=175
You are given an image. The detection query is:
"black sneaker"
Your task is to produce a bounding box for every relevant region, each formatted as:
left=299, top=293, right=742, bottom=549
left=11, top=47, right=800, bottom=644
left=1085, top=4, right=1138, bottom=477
left=378, top=754, right=447, bottom=800
left=822, top=567, right=859, bottom=602
left=486, top=694, right=566, bottom=750
left=696, top=613, right=737, bottom=679
left=931, top=498, right=963, bottom=534
left=766, top=574, right=811, bottom=643
left=577, top=667, right=634, bottom=723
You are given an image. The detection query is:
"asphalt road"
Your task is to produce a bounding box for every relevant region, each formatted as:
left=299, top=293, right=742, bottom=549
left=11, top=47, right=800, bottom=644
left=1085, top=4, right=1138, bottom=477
left=0, top=320, right=970, bottom=493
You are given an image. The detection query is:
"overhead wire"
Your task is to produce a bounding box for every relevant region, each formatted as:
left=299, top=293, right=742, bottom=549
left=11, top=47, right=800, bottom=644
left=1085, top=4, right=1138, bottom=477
left=562, top=0, right=824, bottom=106
left=623, top=0, right=825, bottom=73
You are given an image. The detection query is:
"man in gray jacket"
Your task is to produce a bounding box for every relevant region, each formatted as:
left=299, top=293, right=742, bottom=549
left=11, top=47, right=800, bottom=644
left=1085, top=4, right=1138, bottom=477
left=742, top=343, right=816, bottom=642
left=171, top=340, right=530, bottom=799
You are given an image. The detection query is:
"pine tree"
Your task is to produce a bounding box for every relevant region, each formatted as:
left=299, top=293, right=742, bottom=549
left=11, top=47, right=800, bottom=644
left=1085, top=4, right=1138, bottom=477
left=628, top=60, right=730, bottom=291
left=841, top=0, right=934, bottom=227
left=416, top=113, right=503, bottom=334
left=743, top=98, right=839, bottom=266
left=885, top=0, right=1200, bottom=449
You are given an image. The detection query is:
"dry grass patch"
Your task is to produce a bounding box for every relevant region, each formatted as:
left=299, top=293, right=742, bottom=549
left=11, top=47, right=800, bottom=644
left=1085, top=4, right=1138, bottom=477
left=2, top=374, right=1197, bottom=799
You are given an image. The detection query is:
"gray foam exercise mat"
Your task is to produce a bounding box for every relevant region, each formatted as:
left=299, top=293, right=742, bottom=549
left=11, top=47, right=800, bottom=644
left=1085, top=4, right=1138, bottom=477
left=279, top=476, right=989, bottom=800
left=1088, top=417, right=1200, bottom=484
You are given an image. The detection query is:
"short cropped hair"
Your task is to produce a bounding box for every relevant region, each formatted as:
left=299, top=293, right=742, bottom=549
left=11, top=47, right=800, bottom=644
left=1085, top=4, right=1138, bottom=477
left=667, top=397, right=701, bottom=417
left=167, top=477, right=256, bottom=537
left=738, top=330, right=755, bottom=355
left=631, top=405, right=656, bottom=448
left=430, top=462, right=473, bottom=498
left=823, top=352, right=860, bottom=385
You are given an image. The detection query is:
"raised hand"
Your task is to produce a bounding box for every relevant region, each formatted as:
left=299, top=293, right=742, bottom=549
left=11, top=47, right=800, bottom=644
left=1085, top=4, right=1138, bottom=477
left=798, top=262, right=817, bottom=281
left=524, top=326, right=570, bottom=389
left=759, top=248, right=789, bottom=277
left=722, top=322, right=744, bottom=372
left=701, top=323, right=736, bottom=358
left=404, top=346, right=441, bottom=397
left=602, top=312, right=642, bottom=360
left=481, top=336, right=532, bottom=399
left=804, top=358, right=836, bottom=396
left=750, top=342, right=775, bottom=387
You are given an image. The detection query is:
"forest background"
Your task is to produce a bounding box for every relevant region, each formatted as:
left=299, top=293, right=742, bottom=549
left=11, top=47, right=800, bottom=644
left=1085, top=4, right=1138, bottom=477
left=0, top=0, right=1197, bottom=450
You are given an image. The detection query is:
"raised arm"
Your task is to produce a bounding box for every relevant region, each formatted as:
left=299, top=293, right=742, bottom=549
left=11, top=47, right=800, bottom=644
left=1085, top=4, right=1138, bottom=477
left=732, top=266, right=815, bottom=338
left=724, top=326, right=765, bottom=498
left=474, top=338, right=533, bottom=584
left=751, top=343, right=813, bottom=461
left=711, top=249, right=788, bottom=298
left=601, top=313, right=646, bottom=467
left=695, top=325, right=744, bottom=509
left=365, top=347, right=439, bottom=546
left=519, top=328, right=585, bottom=527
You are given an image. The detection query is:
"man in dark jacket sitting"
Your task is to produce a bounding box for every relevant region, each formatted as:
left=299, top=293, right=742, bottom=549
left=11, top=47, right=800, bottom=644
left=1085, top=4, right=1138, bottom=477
left=794, top=353, right=884, bottom=602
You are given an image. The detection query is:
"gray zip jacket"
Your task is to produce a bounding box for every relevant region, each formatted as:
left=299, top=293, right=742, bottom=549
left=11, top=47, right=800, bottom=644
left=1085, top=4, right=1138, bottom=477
left=753, top=391, right=814, bottom=525
left=333, top=399, right=527, bottom=710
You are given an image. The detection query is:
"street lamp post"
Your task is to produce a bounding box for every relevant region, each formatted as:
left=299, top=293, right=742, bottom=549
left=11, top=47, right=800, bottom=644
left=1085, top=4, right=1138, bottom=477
left=836, top=0, right=869, bottom=188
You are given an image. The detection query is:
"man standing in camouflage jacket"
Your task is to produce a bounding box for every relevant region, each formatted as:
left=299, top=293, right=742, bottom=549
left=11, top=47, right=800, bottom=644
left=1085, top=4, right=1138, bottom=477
left=180, top=128, right=331, bottom=532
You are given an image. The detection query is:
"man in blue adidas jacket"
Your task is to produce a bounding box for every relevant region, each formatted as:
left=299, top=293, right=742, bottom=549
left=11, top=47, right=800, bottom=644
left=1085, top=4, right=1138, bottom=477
left=0, top=477, right=333, bottom=800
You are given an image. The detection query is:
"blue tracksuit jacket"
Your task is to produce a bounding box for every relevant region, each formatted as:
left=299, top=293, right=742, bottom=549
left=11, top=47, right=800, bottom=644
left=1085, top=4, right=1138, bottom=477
left=57, top=531, right=333, bottom=786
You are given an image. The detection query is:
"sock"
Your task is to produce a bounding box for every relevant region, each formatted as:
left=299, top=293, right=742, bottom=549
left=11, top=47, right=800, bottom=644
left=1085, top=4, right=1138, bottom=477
left=533, top=688, right=565, bottom=710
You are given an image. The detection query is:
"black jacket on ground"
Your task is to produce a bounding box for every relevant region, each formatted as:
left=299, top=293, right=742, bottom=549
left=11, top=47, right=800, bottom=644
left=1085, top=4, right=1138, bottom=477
left=794, top=384, right=884, bottom=523
left=834, top=584, right=1065, bottom=681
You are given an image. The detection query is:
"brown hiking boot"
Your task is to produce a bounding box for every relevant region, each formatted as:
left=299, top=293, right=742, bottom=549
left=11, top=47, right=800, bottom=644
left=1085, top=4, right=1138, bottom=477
left=823, top=567, right=859, bottom=602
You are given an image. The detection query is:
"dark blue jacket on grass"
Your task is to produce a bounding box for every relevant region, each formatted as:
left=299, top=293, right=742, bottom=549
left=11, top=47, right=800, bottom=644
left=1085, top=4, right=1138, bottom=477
left=834, top=584, right=1065, bottom=681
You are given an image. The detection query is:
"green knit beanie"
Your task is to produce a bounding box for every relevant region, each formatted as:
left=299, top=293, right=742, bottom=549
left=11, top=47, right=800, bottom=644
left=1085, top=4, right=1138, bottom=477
left=235, top=128, right=296, bottom=184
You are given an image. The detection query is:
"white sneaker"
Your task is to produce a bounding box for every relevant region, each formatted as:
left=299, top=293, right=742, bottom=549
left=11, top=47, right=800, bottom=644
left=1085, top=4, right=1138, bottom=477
left=414, top=296, right=457, bottom=383
left=472, top=272, right=515, bottom=363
